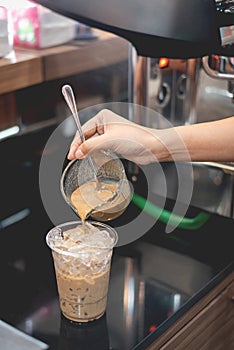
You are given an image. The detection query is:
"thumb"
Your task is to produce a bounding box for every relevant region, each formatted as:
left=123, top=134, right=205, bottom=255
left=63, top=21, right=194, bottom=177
left=75, top=134, right=111, bottom=158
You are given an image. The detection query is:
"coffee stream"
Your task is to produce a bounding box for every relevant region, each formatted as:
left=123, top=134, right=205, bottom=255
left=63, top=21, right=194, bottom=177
left=70, top=181, right=118, bottom=227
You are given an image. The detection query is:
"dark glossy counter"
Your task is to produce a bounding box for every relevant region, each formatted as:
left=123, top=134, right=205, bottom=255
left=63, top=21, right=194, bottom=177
left=0, top=127, right=233, bottom=349
left=1, top=198, right=233, bottom=349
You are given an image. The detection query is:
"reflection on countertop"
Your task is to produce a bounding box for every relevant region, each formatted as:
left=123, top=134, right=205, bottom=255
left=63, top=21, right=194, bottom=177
left=0, top=125, right=233, bottom=350
left=1, top=197, right=233, bottom=349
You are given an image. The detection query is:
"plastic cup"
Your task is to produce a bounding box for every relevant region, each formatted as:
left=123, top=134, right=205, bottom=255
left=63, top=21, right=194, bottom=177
left=46, top=220, right=118, bottom=322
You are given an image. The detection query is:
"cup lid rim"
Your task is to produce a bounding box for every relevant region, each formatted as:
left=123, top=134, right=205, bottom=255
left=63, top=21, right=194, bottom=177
left=46, top=220, right=118, bottom=257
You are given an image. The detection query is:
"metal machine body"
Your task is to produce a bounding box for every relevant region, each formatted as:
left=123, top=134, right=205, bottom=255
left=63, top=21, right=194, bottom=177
left=32, top=0, right=234, bottom=219
left=128, top=49, right=234, bottom=219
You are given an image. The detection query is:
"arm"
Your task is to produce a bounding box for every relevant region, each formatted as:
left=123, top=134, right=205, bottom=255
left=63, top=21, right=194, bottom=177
left=68, top=109, right=234, bottom=164
left=169, top=117, right=234, bottom=162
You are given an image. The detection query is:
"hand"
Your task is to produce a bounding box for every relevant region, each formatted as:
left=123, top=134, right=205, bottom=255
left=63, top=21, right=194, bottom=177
left=68, top=110, right=234, bottom=164
left=67, top=109, right=168, bottom=164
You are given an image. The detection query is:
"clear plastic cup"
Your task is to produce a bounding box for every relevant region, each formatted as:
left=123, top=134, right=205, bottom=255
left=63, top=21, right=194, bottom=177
left=46, top=220, right=118, bottom=322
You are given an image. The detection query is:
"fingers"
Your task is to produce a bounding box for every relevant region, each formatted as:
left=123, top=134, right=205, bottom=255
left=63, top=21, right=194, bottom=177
left=75, top=134, right=112, bottom=158
left=82, top=114, right=103, bottom=136
left=67, top=130, right=82, bottom=160
left=67, top=115, right=103, bottom=160
left=67, top=109, right=128, bottom=160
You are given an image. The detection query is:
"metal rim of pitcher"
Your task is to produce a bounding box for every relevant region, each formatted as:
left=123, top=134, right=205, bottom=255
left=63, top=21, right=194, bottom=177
left=60, top=154, right=130, bottom=219
left=60, top=158, right=79, bottom=214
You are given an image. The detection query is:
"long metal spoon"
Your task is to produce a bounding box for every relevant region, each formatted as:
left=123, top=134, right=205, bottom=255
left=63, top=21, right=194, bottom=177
left=62, top=84, right=99, bottom=182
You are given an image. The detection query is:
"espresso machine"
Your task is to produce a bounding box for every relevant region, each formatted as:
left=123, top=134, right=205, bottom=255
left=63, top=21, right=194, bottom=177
left=0, top=3, right=233, bottom=349
left=32, top=0, right=234, bottom=219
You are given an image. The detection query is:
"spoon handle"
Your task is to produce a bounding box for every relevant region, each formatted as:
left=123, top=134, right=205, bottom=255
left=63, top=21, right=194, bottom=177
left=62, top=84, right=85, bottom=143
left=62, top=84, right=98, bottom=178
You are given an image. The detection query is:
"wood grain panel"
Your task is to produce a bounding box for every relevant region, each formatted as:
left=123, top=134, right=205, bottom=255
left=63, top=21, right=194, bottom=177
left=42, top=31, right=128, bottom=81
left=146, top=272, right=234, bottom=350
left=0, top=31, right=128, bottom=94
left=0, top=93, right=17, bottom=130
left=0, top=52, right=43, bottom=94
left=159, top=281, right=234, bottom=350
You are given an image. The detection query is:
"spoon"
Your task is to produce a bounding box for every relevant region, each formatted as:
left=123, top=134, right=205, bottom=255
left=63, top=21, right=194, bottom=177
left=62, top=84, right=116, bottom=196
left=62, top=84, right=99, bottom=184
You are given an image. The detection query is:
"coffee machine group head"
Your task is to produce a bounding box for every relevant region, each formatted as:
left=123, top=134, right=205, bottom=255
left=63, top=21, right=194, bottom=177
left=32, top=0, right=234, bottom=58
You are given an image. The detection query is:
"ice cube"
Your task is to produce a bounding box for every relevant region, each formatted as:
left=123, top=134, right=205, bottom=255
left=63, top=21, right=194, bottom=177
left=68, top=244, right=83, bottom=253
left=63, top=227, right=83, bottom=243
left=84, top=222, right=100, bottom=234
left=81, top=230, right=115, bottom=248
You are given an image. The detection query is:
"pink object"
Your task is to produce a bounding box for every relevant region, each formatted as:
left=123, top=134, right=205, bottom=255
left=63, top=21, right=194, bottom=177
left=12, top=4, right=40, bottom=48
left=12, top=2, right=76, bottom=49
left=0, top=6, right=7, bottom=21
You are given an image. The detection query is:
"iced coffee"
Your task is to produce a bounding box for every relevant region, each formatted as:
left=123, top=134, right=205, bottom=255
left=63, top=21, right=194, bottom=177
left=46, top=221, right=118, bottom=322
left=70, top=180, right=118, bottom=222
left=60, top=150, right=133, bottom=223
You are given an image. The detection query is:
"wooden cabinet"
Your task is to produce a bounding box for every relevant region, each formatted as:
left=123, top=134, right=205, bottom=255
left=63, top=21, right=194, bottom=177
left=147, top=271, right=234, bottom=350
left=0, top=30, right=128, bottom=95
left=0, top=30, right=128, bottom=134
left=0, top=93, right=18, bottom=130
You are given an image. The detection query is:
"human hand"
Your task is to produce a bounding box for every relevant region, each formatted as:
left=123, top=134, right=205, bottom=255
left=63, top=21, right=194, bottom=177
left=67, top=109, right=168, bottom=164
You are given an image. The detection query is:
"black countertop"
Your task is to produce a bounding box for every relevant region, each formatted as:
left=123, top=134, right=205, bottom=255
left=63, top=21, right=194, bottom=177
left=0, top=128, right=233, bottom=349
left=0, top=197, right=233, bottom=350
